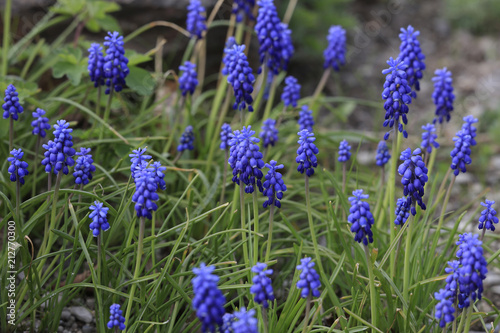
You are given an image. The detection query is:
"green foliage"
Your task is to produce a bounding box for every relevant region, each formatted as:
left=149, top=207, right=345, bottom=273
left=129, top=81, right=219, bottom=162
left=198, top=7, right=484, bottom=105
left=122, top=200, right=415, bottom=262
left=444, top=0, right=500, bottom=34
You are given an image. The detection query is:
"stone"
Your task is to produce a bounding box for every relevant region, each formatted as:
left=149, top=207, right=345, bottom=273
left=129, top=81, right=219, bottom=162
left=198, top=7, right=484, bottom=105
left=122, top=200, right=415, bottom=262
left=68, top=306, right=93, bottom=324
left=60, top=310, right=71, bottom=320
left=82, top=324, right=94, bottom=333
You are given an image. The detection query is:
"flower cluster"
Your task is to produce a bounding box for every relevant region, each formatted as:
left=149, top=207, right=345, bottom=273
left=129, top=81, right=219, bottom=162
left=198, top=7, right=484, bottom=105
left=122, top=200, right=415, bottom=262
left=298, top=105, right=314, bottom=132
left=375, top=141, right=391, bottom=167
left=323, top=25, right=346, bottom=71
left=132, top=167, right=159, bottom=219
left=381, top=57, right=416, bottom=140
left=228, top=126, right=265, bottom=193
left=129, top=147, right=151, bottom=176
left=89, top=201, right=110, bottom=237
left=3, top=84, right=24, bottom=120
left=260, top=119, right=279, bottom=148
left=187, top=0, right=206, bottom=39
left=220, top=123, right=232, bottom=150
left=232, top=308, right=258, bottom=333
left=250, top=262, right=275, bottom=308
left=478, top=200, right=498, bottom=231
left=107, top=304, right=126, bottom=331
left=450, top=131, right=472, bottom=176
left=281, top=76, right=301, bottom=108
left=103, top=31, right=129, bottom=94
left=222, top=313, right=235, bottom=333
left=87, top=43, right=105, bottom=88
left=152, top=161, right=167, bottom=191
left=73, top=148, right=96, bottom=186
left=191, top=263, right=226, bottom=333
left=179, top=61, right=199, bottom=96
left=225, top=45, right=255, bottom=112
left=221, top=37, right=237, bottom=74
left=262, top=161, right=287, bottom=208
left=296, top=129, right=319, bottom=177
left=338, top=139, right=351, bottom=163
left=296, top=257, right=321, bottom=298
left=434, top=288, right=455, bottom=328
left=347, top=189, right=375, bottom=245
left=398, top=148, right=428, bottom=215
left=233, top=0, right=255, bottom=22
left=8, top=149, right=29, bottom=185
left=42, top=120, right=76, bottom=175
left=177, top=125, right=195, bottom=152
left=462, top=115, right=478, bottom=145
left=31, top=108, right=51, bottom=138
left=279, top=23, right=294, bottom=71
left=398, top=25, right=425, bottom=91
left=432, top=67, right=455, bottom=124
left=420, top=123, right=439, bottom=154
left=394, top=197, right=410, bottom=226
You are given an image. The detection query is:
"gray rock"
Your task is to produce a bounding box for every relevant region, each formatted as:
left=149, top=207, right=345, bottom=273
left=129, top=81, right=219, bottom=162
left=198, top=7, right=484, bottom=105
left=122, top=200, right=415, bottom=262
left=82, top=324, right=94, bottom=333
left=68, top=306, right=93, bottom=324
left=60, top=310, right=71, bottom=320
left=85, top=298, right=95, bottom=310
left=71, top=322, right=78, bottom=329
left=58, top=326, right=64, bottom=332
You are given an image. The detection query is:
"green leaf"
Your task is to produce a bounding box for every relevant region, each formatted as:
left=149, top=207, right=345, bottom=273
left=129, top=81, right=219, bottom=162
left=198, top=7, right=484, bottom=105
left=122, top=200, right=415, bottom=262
left=51, top=0, right=85, bottom=15
left=52, top=47, right=86, bottom=85
left=126, top=66, right=155, bottom=96
left=126, top=50, right=152, bottom=67
left=85, top=18, right=100, bottom=33
left=95, top=16, right=121, bottom=33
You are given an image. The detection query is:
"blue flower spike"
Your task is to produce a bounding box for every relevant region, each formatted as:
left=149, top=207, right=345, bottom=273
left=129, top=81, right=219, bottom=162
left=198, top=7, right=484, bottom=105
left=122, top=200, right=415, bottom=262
left=107, top=303, right=126, bottom=331
left=298, top=105, right=314, bottom=132
left=89, top=201, right=110, bottom=237
left=31, top=108, right=51, bottom=138
left=233, top=0, right=256, bottom=22
left=282, top=76, right=301, bottom=108
left=103, top=31, right=129, bottom=94
left=262, top=161, right=287, bottom=208
left=225, top=44, right=255, bottom=112
left=375, top=141, right=391, bottom=167
left=191, top=263, right=226, bottom=333
left=260, top=119, right=279, bottom=148
left=42, top=120, right=76, bottom=175
left=434, top=288, right=455, bottom=328
left=348, top=189, right=375, bottom=245
left=421, top=123, right=439, bottom=154
left=232, top=308, right=258, bottom=333
left=398, top=25, right=426, bottom=91
left=152, top=161, right=167, bottom=191
left=250, top=262, right=275, bottom=308
left=479, top=200, right=498, bottom=232
left=132, top=167, right=159, bottom=220
left=187, top=0, right=206, bottom=39
left=398, top=148, right=428, bottom=215
left=296, top=257, right=321, bottom=298
left=220, top=123, right=232, bottom=150
left=88, top=43, right=105, bottom=88
left=73, top=148, right=96, bottom=186
left=381, top=57, right=416, bottom=140
left=394, top=197, right=410, bottom=226
left=179, top=61, right=199, bottom=96
left=432, top=67, right=455, bottom=124
left=3, top=84, right=24, bottom=120
left=296, top=129, right=319, bottom=177
left=8, top=149, right=29, bottom=185
left=323, top=25, right=346, bottom=71
left=177, top=125, right=195, bottom=152
left=338, top=139, right=351, bottom=163
left=129, top=147, right=152, bottom=177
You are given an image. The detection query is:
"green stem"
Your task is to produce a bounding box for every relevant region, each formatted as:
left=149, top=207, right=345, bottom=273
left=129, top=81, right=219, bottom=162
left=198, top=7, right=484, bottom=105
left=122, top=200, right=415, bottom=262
left=311, top=68, right=331, bottom=113
left=99, top=89, right=114, bottom=142
left=15, top=179, right=20, bottom=223
left=219, top=150, right=229, bottom=204
left=456, top=306, right=472, bottom=333
left=2, top=0, right=11, bottom=76
left=283, top=0, right=299, bottom=23
left=9, top=117, right=13, bottom=152
left=364, top=245, right=377, bottom=332
left=32, top=136, right=41, bottom=198
left=97, top=234, right=102, bottom=285
left=389, top=126, right=400, bottom=278
left=265, top=205, right=275, bottom=262
left=305, top=176, right=322, bottom=270
left=204, top=89, right=231, bottom=174
left=302, top=295, right=312, bottom=333
left=239, top=185, right=250, bottom=276
left=262, top=75, right=277, bottom=121
left=124, top=216, right=146, bottom=332
left=252, top=190, right=260, bottom=265
left=403, top=213, right=414, bottom=303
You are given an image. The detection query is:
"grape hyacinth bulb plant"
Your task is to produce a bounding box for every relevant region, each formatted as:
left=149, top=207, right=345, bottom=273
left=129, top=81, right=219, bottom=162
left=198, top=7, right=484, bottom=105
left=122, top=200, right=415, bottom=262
left=176, top=125, right=195, bottom=162
left=394, top=197, right=410, bottom=226
left=31, top=108, right=51, bottom=138
left=89, top=201, right=110, bottom=237
left=8, top=148, right=29, bottom=217
left=225, top=44, right=255, bottom=113
left=478, top=200, right=498, bottom=238
left=421, top=123, right=439, bottom=154
left=296, top=129, right=319, bottom=177
left=296, top=257, right=321, bottom=330
left=107, top=304, right=126, bottom=331
left=222, top=313, right=235, bottom=333
left=221, top=37, right=237, bottom=75
left=398, top=148, right=428, bottom=215
left=191, top=263, right=226, bottom=333
left=87, top=43, right=105, bottom=89
left=461, top=115, right=478, bottom=145
left=3, top=84, right=24, bottom=150
left=179, top=61, right=199, bottom=97
left=432, top=67, right=455, bottom=124
left=450, top=130, right=473, bottom=177
left=260, top=118, right=279, bottom=148
left=281, top=75, right=301, bottom=109
left=219, top=123, right=232, bottom=203
left=129, top=147, right=152, bottom=177
left=250, top=262, right=275, bottom=308
left=434, top=288, right=455, bottom=328
left=73, top=148, right=96, bottom=187
left=103, top=31, right=129, bottom=95
left=381, top=57, right=415, bottom=140
left=398, top=25, right=426, bottom=92
left=347, top=189, right=375, bottom=245
left=186, top=0, right=206, bottom=39
left=232, top=308, right=259, bottom=333
left=338, top=139, right=351, bottom=193
left=375, top=140, right=390, bottom=184
left=232, top=0, right=255, bottom=22
left=152, top=161, right=167, bottom=191
left=298, top=105, right=314, bottom=133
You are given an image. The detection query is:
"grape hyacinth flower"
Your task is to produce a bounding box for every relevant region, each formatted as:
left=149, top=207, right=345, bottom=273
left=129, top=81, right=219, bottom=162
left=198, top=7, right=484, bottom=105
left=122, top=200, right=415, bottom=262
left=456, top=233, right=488, bottom=308
left=262, top=161, right=287, bottom=208
left=221, top=313, right=235, bottom=333
left=296, top=257, right=321, bottom=298
left=260, top=119, right=279, bottom=148
left=296, top=129, right=319, bottom=177
left=228, top=126, right=265, bottom=193
left=220, top=123, right=232, bottom=150
left=177, top=125, right=195, bottom=152
left=394, top=197, right=410, bottom=226
left=478, top=200, right=498, bottom=231
left=179, top=61, right=199, bottom=96
left=398, top=25, right=426, bottom=91
left=186, top=0, right=206, bottom=39
left=461, top=115, right=478, bottom=145
left=281, top=76, right=301, bottom=108
left=132, top=167, right=159, bottom=220
left=41, top=141, right=57, bottom=174
left=31, top=108, right=51, bottom=138
left=89, top=201, right=110, bottom=237
left=129, top=147, right=151, bottom=176
left=233, top=0, right=255, bottom=22
left=2, top=84, right=23, bottom=120
left=434, top=288, right=455, bottom=328
left=445, top=260, right=460, bottom=296
left=398, top=148, right=428, bottom=215
left=381, top=57, right=416, bottom=140
left=87, top=43, right=105, bottom=88
left=347, top=189, right=375, bottom=245
left=225, top=45, right=255, bottom=111
left=51, top=120, right=76, bottom=175
left=375, top=141, right=391, bottom=167
left=152, top=161, right=166, bottom=191
left=103, top=31, right=129, bottom=94
left=298, top=105, right=314, bottom=132
left=450, top=130, right=472, bottom=176
left=279, top=23, right=294, bottom=71
left=421, top=123, right=439, bottom=154
left=250, top=262, right=275, bottom=308
left=232, top=308, right=258, bottom=333
left=323, top=25, right=346, bottom=71
left=191, top=263, right=226, bottom=333
left=107, top=304, right=126, bottom=331
left=8, top=149, right=29, bottom=185
left=432, top=67, right=455, bottom=124
left=73, top=148, right=96, bottom=186
left=221, top=37, right=237, bottom=75
left=338, top=139, right=351, bottom=162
